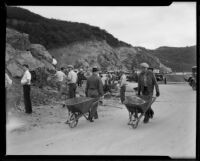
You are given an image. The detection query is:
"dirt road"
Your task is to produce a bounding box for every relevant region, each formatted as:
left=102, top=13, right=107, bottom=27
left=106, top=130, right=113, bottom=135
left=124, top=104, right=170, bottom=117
left=6, top=83, right=196, bottom=158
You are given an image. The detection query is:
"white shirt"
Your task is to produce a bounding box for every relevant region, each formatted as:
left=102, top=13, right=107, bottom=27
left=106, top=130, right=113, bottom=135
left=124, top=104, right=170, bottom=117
left=55, top=71, right=66, bottom=82
left=52, top=58, right=57, bottom=65
left=5, top=73, right=12, bottom=88
left=21, top=70, right=31, bottom=85
left=68, top=70, right=77, bottom=84
left=101, top=76, right=107, bottom=85
left=120, top=74, right=127, bottom=87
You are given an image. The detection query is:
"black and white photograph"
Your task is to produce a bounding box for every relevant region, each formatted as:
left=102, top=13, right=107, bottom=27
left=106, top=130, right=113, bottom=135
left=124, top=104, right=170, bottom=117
left=5, top=2, right=197, bottom=158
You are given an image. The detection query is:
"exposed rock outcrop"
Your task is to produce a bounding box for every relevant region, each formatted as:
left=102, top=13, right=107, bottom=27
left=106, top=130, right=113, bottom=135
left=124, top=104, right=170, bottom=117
left=6, top=28, right=55, bottom=78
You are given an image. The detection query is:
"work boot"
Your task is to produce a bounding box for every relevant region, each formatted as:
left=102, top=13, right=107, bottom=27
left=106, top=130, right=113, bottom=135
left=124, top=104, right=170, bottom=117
left=89, top=117, right=94, bottom=122
left=143, top=115, right=149, bottom=123
left=94, top=112, right=98, bottom=119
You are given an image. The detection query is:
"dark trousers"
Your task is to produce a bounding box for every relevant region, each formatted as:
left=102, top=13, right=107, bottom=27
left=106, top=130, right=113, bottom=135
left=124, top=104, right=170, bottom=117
left=77, top=79, right=83, bottom=87
left=68, top=83, right=77, bottom=98
left=87, top=90, right=99, bottom=119
left=23, top=85, right=32, bottom=113
left=142, top=87, right=154, bottom=119
left=120, top=85, right=126, bottom=103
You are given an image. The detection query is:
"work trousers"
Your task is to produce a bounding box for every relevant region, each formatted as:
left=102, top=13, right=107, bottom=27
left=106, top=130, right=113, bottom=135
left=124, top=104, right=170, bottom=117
left=68, top=83, right=77, bottom=98
left=23, top=85, right=32, bottom=113
left=142, top=87, right=154, bottom=119
left=120, top=85, right=126, bottom=103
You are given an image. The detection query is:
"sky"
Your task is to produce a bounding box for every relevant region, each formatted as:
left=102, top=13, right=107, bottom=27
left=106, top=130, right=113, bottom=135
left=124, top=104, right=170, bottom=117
left=19, top=3, right=196, bottom=49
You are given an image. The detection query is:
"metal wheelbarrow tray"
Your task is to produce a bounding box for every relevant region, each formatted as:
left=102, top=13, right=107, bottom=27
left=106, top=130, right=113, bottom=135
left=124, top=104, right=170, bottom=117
left=124, top=95, right=156, bottom=129
left=65, top=97, right=99, bottom=128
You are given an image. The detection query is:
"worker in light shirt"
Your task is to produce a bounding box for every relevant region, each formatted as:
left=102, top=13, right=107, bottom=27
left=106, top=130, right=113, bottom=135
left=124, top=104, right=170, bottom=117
left=119, top=70, right=127, bottom=104
left=55, top=67, right=67, bottom=100
left=21, top=64, right=32, bottom=114
left=67, top=65, right=77, bottom=98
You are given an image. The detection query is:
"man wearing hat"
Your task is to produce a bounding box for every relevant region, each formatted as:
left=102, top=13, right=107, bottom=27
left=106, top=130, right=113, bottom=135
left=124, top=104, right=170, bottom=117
left=137, top=62, right=160, bottom=123
left=67, top=65, right=77, bottom=98
left=85, top=66, right=104, bottom=122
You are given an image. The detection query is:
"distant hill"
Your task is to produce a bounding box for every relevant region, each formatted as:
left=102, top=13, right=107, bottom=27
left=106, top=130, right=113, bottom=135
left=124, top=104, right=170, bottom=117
left=148, top=46, right=196, bottom=72
left=6, top=6, right=131, bottom=49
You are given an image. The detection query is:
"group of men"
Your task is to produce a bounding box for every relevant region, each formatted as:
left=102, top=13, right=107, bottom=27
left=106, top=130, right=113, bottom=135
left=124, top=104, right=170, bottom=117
left=6, top=60, right=160, bottom=124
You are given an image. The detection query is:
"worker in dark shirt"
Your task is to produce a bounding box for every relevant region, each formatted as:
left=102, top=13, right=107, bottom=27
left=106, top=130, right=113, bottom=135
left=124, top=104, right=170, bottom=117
left=85, top=66, right=104, bottom=122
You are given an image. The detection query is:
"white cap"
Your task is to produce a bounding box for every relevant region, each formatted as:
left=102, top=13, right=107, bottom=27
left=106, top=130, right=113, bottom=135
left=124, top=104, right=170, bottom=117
left=140, top=62, right=149, bottom=68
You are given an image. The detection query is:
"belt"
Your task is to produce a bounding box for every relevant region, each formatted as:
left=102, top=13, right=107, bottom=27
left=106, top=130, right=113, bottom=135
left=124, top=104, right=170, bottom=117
left=68, top=83, right=76, bottom=85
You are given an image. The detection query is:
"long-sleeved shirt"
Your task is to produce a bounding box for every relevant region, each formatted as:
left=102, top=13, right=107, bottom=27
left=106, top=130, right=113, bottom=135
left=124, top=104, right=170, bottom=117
left=120, top=74, right=127, bottom=87
left=68, top=70, right=77, bottom=84
left=55, top=71, right=66, bottom=82
left=138, top=70, right=159, bottom=95
left=85, top=74, right=104, bottom=97
left=21, top=70, right=31, bottom=85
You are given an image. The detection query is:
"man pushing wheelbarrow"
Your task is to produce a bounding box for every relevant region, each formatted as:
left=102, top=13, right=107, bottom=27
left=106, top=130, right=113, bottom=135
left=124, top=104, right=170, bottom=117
left=85, top=66, right=104, bottom=122
left=124, top=62, right=160, bottom=128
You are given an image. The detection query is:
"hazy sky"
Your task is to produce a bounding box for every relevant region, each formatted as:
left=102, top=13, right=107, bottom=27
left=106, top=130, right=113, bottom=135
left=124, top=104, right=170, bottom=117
left=20, top=2, right=196, bottom=49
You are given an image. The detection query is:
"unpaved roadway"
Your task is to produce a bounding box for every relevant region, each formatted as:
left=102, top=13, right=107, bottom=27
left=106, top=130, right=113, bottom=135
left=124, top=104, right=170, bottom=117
left=6, top=83, right=196, bottom=158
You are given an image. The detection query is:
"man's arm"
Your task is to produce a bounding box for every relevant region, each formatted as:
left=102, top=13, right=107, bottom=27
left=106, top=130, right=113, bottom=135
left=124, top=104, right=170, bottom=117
left=98, top=78, right=104, bottom=96
left=85, top=80, right=88, bottom=97
left=137, top=74, right=141, bottom=95
left=152, top=72, right=159, bottom=93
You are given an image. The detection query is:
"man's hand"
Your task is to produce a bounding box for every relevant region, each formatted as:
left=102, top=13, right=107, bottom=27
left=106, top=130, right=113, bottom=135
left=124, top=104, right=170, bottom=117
left=156, top=91, right=160, bottom=97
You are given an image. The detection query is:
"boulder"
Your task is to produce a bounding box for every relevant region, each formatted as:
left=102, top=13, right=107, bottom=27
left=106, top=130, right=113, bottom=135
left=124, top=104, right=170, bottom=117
left=15, top=50, right=44, bottom=70
left=7, top=60, right=24, bottom=78
left=6, top=43, right=16, bottom=63
left=30, top=44, right=53, bottom=63
left=6, top=28, right=30, bottom=51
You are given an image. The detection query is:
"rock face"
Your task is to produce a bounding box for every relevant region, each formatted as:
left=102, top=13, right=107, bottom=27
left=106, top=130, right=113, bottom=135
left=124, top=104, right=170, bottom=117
left=6, top=28, right=30, bottom=51
left=49, top=41, right=171, bottom=73
left=6, top=28, right=55, bottom=78
left=30, top=44, right=53, bottom=63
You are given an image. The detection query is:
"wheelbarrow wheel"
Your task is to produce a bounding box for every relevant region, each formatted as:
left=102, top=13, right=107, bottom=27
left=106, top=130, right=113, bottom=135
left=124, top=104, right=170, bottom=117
left=69, top=114, right=78, bottom=128
left=131, top=119, right=139, bottom=129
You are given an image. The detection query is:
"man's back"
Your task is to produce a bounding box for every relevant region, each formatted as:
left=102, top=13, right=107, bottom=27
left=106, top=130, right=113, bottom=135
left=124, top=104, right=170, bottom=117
left=87, top=74, right=101, bottom=89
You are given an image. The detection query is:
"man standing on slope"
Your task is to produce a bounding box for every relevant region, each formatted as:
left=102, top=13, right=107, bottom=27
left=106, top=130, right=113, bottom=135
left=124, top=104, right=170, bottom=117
left=137, top=62, right=160, bottom=123
left=21, top=64, right=32, bottom=114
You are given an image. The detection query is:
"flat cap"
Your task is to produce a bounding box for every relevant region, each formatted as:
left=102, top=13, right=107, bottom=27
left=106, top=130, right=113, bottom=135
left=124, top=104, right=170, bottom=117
left=140, top=62, right=149, bottom=68
left=67, top=65, right=74, bottom=69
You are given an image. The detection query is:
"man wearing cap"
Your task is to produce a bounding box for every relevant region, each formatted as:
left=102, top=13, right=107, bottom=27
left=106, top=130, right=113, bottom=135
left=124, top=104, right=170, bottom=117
left=138, top=62, right=160, bottom=123
left=119, top=70, right=127, bottom=104
left=21, top=64, right=32, bottom=114
left=85, top=66, right=104, bottom=122
left=67, top=65, right=77, bottom=98
left=55, top=67, right=67, bottom=100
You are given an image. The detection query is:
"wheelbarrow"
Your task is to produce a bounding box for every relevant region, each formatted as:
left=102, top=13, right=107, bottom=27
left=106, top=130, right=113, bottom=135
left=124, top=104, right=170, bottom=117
left=65, top=97, right=99, bottom=128
left=124, top=95, right=157, bottom=129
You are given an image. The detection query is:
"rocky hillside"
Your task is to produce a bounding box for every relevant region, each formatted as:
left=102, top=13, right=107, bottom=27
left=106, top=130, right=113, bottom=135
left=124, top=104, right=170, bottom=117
left=6, top=28, right=57, bottom=107
left=49, top=41, right=172, bottom=73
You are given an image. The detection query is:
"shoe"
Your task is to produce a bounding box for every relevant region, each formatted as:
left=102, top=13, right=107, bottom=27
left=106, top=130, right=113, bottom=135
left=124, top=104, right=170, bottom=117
left=89, top=118, right=94, bottom=122
left=143, top=116, right=149, bottom=123
left=94, top=113, right=98, bottom=119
